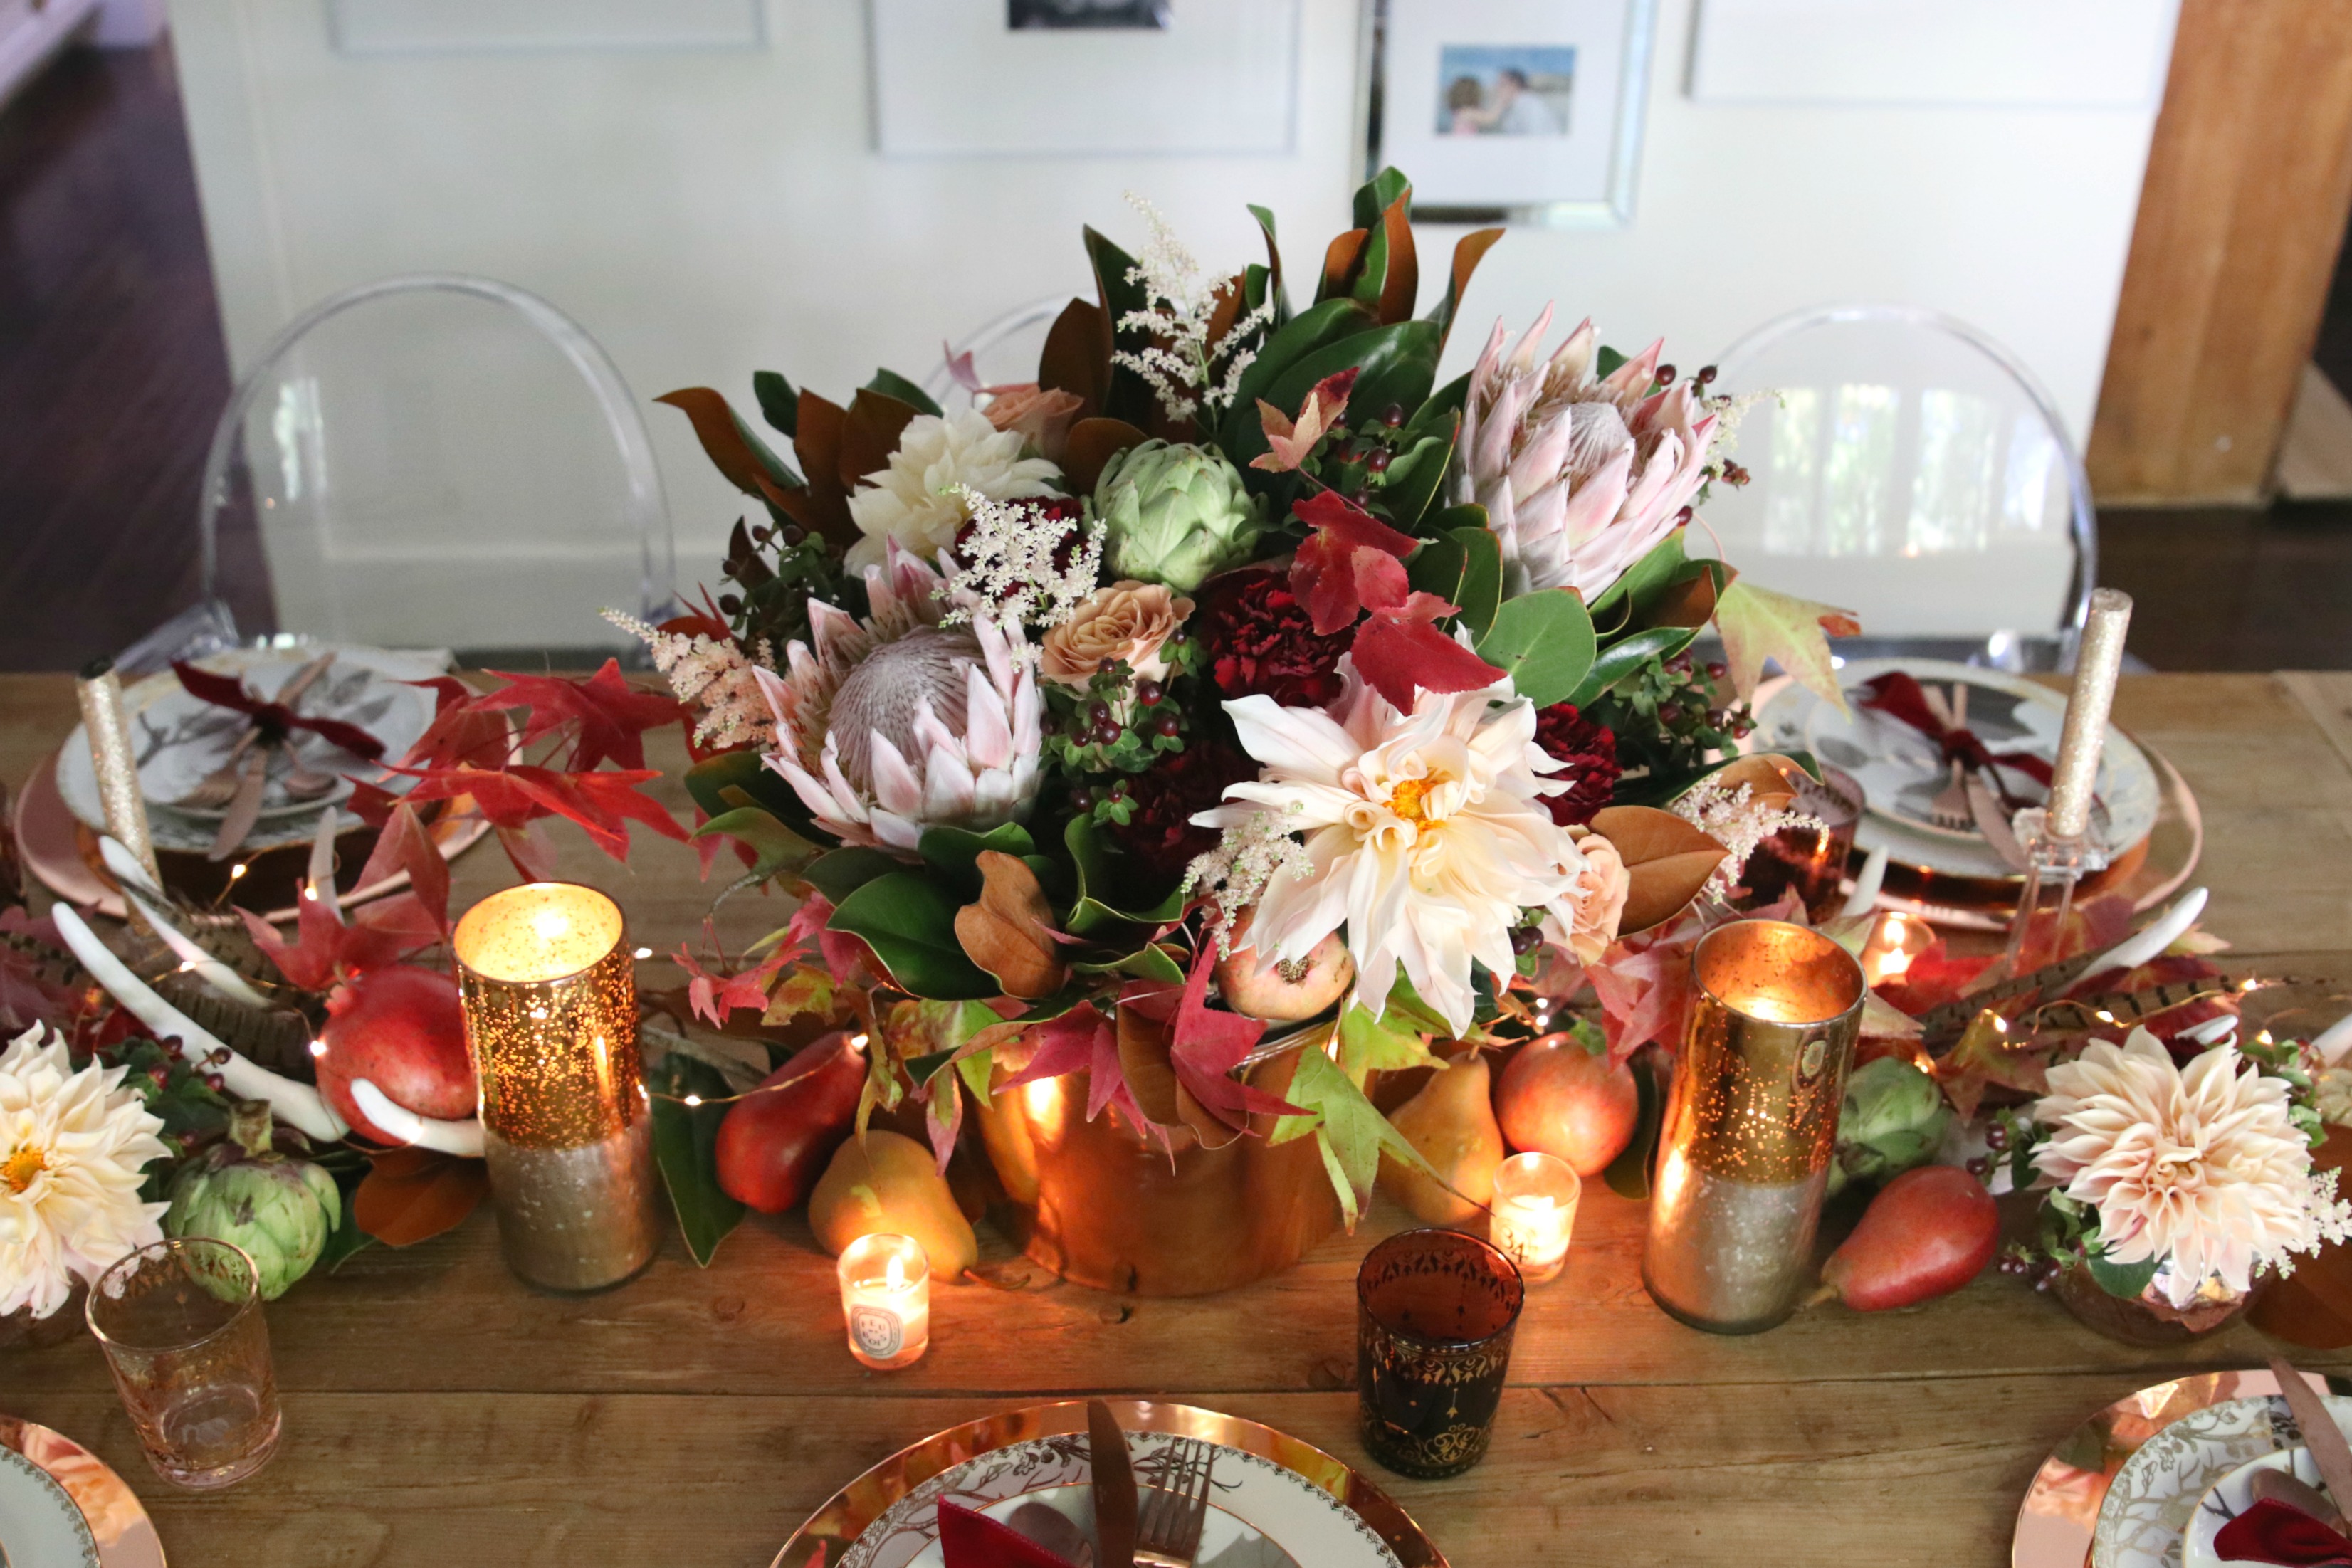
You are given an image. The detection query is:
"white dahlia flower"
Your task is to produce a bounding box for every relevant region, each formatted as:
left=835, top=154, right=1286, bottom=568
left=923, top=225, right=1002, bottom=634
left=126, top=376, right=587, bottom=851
left=1458, top=307, right=1721, bottom=602
left=845, top=409, right=1061, bottom=570
left=2032, top=1028, right=2352, bottom=1307
left=1, top=1025, right=170, bottom=1321
left=754, top=542, right=1042, bottom=853
left=1193, top=661, right=1590, bottom=1037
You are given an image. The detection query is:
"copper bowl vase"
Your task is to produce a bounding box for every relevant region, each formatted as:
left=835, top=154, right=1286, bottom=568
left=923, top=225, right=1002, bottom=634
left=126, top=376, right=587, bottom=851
left=972, top=1045, right=1341, bottom=1296
left=2051, top=1261, right=2265, bottom=1346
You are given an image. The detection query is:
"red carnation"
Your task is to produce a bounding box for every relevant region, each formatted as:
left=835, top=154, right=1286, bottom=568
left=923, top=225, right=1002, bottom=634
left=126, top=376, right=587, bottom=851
left=1102, top=737, right=1256, bottom=888
left=1531, top=702, right=1620, bottom=827
left=1190, top=569, right=1353, bottom=709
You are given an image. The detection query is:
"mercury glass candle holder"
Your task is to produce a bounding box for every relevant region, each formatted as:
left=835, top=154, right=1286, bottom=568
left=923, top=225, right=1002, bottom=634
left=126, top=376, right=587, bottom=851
left=1642, top=920, right=1864, bottom=1334
left=452, top=883, right=662, bottom=1293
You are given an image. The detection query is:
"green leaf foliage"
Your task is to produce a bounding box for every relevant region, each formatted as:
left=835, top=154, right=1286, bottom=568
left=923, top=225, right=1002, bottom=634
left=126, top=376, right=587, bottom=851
left=683, top=749, right=814, bottom=836
left=1072, top=944, right=1185, bottom=985
left=1271, top=1048, right=1437, bottom=1229
left=1587, top=528, right=1688, bottom=633
left=826, top=873, right=999, bottom=999
left=752, top=370, right=799, bottom=437
left=1336, top=1006, right=1442, bottom=1081
left=801, top=846, right=902, bottom=905
left=864, top=368, right=943, bottom=418
left=1473, top=589, right=1597, bottom=707
left=1562, top=623, right=1702, bottom=710
left=1221, top=298, right=1381, bottom=454
left=318, top=1179, right=375, bottom=1273
left=1405, top=520, right=1503, bottom=638
left=2087, top=1248, right=2164, bottom=1300
left=1242, top=320, right=1442, bottom=471
left=1604, top=1047, right=1664, bottom=1201
left=915, top=823, right=1039, bottom=899
left=1062, top=816, right=1187, bottom=937
left=1378, top=422, right=1456, bottom=533
left=1595, top=344, right=1628, bottom=379
left=1352, top=167, right=1413, bottom=231
left=649, top=1052, right=745, bottom=1268
left=693, top=806, right=817, bottom=887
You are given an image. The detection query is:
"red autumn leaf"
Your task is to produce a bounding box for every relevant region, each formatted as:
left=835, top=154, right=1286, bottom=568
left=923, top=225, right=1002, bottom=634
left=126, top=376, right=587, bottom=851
left=355, top=802, right=449, bottom=933
left=238, top=884, right=347, bottom=994
left=498, top=821, right=560, bottom=882
left=1251, top=368, right=1359, bottom=474
left=401, top=677, right=512, bottom=771
left=1288, top=492, right=1423, bottom=635
left=999, top=1001, right=1154, bottom=1127
left=673, top=929, right=793, bottom=1028
left=1350, top=594, right=1506, bottom=714
left=1122, top=945, right=1299, bottom=1130
left=332, top=893, right=442, bottom=976
left=1587, top=928, right=1701, bottom=1065
left=389, top=763, right=684, bottom=863
left=474, top=661, right=686, bottom=773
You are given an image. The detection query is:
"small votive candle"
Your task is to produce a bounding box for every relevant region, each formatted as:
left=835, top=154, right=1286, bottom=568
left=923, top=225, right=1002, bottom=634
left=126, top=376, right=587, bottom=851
left=838, top=1233, right=930, bottom=1371
left=1490, top=1153, right=1579, bottom=1283
left=1859, top=911, right=1933, bottom=989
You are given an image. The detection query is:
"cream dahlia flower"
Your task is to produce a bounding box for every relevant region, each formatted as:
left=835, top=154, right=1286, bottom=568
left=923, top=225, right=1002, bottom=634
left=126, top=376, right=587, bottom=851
left=2032, top=1028, right=2352, bottom=1308
left=0, top=1025, right=169, bottom=1321
left=1193, top=661, right=1590, bottom=1037
left=1457, top=307, right=1721, bottom=602
left=846, top=409, right=1061, bottom=570
left=754, top=542, right=1042, bottom=853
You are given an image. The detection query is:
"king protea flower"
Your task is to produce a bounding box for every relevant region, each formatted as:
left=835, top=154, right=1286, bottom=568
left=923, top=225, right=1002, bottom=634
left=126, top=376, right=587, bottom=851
left=2032, top=1028, right=2352, bottom=1308
left=1194, top=661, right=1590, bottom=1037
left=1, top=1024, right=170, bottom=1320
left=1457, top=307, right=1720, bottom=601
left=755, top=543, right=1042, bottom=853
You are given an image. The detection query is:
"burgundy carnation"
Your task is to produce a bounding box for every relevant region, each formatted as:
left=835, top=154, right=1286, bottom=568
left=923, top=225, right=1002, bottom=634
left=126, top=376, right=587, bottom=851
left=1102, top=737, right=1256, bottom=888
left=1531, top=702, right=1621, bottom=827
left=1190, top=570, right=1353, bottom=709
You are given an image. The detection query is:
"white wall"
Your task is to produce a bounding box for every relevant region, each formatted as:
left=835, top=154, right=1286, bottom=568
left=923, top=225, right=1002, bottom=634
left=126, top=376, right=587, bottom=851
left=169, top=0, right=2173, bottom=591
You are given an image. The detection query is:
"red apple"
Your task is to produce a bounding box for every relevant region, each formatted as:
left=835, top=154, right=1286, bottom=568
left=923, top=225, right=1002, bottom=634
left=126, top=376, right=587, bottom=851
left=317, top=965, right=476, bottom=1142
left=1820, top=1164, right=1999, bottom=1312
left=1495, top=1033, right=1639, bottom=1177
left=715, top=1032, right=868, bottom=1214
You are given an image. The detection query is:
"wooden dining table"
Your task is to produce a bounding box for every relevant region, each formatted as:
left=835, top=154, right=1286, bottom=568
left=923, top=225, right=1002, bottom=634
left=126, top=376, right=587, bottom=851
left=7, top=668, right=2352, bottom=1567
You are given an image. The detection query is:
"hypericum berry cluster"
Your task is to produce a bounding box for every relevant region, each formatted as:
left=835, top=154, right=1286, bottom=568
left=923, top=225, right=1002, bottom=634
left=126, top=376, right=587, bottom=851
left=1586, top=650, right=1755, bottom=788
left=1303, top=401, right=1412, bottom=515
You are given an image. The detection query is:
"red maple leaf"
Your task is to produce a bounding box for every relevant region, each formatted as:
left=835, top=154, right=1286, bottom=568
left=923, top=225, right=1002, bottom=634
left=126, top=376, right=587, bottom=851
left=999, top=1002, right=1154, bottom=1127
left=1288, top=492, right=1422, bottom=635
left=1350, top=594, right=1506, bottom=714
left=1123, top=945, right=1299, bottom=1129
left=475, top=661, right=686, bottom=773
left=355, top=802, right=449, bottom=934
left=673, top=929, right=793, bottom=1028
left=401, top=677, right=513, bottom=771
left=1587, top=928, right=1700, bottom=1065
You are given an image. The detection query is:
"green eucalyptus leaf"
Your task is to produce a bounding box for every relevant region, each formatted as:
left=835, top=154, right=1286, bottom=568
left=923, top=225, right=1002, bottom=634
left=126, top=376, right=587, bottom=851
left=650, top=1053, right=744, bottom=1268
left=1474, top=589, right=1597, bottom=708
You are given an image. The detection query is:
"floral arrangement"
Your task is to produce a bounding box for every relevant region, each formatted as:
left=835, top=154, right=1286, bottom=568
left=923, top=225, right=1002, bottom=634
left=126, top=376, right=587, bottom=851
left=624, top=169, right=1854, bottom=1221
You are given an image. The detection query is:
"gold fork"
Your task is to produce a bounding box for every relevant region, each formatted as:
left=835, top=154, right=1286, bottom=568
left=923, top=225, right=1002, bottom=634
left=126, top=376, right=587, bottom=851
left=1134, top=1438, right=1214, bottom=1568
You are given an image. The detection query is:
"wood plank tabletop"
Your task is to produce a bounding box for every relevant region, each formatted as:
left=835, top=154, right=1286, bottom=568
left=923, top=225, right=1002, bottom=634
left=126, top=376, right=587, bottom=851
left=6, top=670, right=2352, bottom=1568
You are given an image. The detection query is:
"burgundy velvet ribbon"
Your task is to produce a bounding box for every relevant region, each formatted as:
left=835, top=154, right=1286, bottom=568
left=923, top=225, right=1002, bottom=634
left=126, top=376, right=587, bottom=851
left=937, top=1502, right=1077, bottom=1568
left=172, top=661, right=386, bottom=761
left=2217, top=1497, right=2352, bottom=1565
left=1857, top=670, right=2056, bottom=809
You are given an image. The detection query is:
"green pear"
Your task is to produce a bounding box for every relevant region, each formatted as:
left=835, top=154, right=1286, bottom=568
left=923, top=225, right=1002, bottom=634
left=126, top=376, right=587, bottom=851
left=809, top=1129, right=978, bottom=1281
left=1377, top=1052, right=1505, bottom=1226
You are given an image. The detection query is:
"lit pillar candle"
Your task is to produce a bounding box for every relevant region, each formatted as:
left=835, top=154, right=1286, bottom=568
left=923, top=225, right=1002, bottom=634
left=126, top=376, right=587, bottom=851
left=1489, top=1153, right=1579, bottom=1283
left=452, top=883, right=663, bottom=1293
left=839, top=1233, right=930, bottom=1371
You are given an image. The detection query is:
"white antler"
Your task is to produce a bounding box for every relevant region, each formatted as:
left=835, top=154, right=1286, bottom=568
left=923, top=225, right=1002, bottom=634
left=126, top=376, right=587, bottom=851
left=2076, top=887, right=2208, bottom=984
left=97, top=836, right=275, bottom=1009
left=349, top=1079, right=485, bottom=1157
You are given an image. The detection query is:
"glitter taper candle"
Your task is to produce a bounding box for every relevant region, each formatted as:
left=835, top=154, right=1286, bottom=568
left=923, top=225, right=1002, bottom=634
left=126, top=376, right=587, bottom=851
left=453, top=883, right=662, bottom=1292
left=1642, top=920, right=1864, bottom=1333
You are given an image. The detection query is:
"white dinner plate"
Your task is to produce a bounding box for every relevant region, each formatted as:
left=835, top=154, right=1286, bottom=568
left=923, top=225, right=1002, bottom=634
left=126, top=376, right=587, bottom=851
left=0, top=1445, right=99, bottom=1568
left=2095, top=1393, right=2352, bottom=1568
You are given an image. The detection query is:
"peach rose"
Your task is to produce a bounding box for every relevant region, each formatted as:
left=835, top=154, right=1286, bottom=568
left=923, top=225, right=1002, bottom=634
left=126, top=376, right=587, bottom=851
left=982, top=384, right=1083, bottom=468
left=1558, top=827, right=1631, bottom=964
left=1041, top=580, right=1192, bottom=688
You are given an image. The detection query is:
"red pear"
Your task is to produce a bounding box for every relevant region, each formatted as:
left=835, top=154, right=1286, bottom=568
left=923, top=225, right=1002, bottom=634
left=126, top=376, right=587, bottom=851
left=1820, top=1164, right=1998, bottom=1312
left=715, top=1032, right=868, bottom=1214
left=316, top=964, right=476, bottom=1142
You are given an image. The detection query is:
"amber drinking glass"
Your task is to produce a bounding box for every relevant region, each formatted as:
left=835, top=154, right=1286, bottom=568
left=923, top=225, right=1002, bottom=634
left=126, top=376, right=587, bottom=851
left=1355, top=1228, right=1524, bottom=1479
left=1741, top=764, right=1864, bottom=921
left=85, top=1238, right=280, bottom=1489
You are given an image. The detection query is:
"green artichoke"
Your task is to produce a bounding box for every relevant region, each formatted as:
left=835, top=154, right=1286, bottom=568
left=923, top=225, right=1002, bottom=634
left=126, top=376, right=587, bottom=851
left=164, top=1109, right=340, bottom=1300
left=1828, top=1056, right=1954, bottom=1197
left=1093, top=440, right=1263, bottom=593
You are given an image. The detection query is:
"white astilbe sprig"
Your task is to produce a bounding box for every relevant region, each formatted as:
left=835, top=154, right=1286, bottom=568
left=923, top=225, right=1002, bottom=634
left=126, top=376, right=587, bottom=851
left=1112, top=194, right=1276, bottom=426
left=935, top=487, right=1106, bottom=640
left=1671, top=780, right=1823, bottom=900
left=1182, top=805, right=1312, bottom=957
left=604, top=609, right=777, bottom=752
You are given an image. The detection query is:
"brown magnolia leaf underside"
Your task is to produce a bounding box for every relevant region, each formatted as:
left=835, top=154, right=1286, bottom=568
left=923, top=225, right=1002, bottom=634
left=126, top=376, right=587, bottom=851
left=1589, top=804, right=1729, bottom=936
left=952, top=851, right=1069, bottom=999
left=1062, top=417, right=1151, bottom=497
left=354, top=1147, right=489, bottom=1248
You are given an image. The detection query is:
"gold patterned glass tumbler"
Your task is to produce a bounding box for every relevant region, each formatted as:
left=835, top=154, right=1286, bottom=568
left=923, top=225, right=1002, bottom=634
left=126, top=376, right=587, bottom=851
left=453, top=883, right=662, bottom=1293
left=1642, top=920, right=1864, bottom=1334
left=1355, top=1228, right=1525, bottom=1480
left=86, top=1238, right=280, bottom=1489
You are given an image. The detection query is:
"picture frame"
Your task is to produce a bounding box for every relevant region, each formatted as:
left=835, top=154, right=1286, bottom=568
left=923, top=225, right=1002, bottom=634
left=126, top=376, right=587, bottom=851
left=1355, top=0, right=1657, bottom=228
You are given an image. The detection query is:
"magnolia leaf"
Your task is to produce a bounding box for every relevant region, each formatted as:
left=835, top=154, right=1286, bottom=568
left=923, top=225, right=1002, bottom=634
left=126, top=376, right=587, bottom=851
left=864, top=367, right=943, bottom=418
left=1115, top=1001, right=1184, bottom=1128
left=752, top=369, right=799, bottom=436
left=694, top=806, right=817, bottom=886
left=2088, top=1250, right=2164, bottom=1300
left=353, top=1147, right=488, bottom=1248
left=319, top=1180, right=374, bottom=1272
left=1714, top=578, right=1860, bottom=711
left=953, top=851, right=1069, bottom=1000
left=918, top=823, right=1039, bottom=898
left=1377, top=425, right=1456, bottom=534
left=1472, top=589, right=1597, bottom=707
left=829, top=873, right=998, bottom=1000
left=1565, top=623, right=1701, bottom=710
left=1424, top=228, right=1505, bottom=356
left=653, top=387, right=803, bottom=501
left=800, top=846, right=902, bottom=905
left=1588, top=805, right=1729, bottom=936
left=1603, top=1048, right=1665, bottom=1200
left=1063, top=416, right=1151, bottom=496
left=1690, top=753, right=1800, bottom=814
left=649, top=1052, right=743, bottom=1267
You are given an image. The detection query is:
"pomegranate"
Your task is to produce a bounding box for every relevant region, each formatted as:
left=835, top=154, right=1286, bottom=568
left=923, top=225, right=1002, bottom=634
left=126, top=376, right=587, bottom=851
left=1495, top=1033, right=1639, bottom=1177
left=1212, top=907, right=1353, bottom=1021
left=715, top=1032, right=867, bottom=1214
left=1819, top=1165, right=1999, bottom=1312
left=316, top=964, right=476, bottom=1142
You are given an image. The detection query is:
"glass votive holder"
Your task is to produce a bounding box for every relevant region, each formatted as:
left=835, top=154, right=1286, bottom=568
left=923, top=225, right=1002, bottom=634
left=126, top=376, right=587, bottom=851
left=85, top=1238, right=280, bottom=1490
left=1489, top=1152, right=1580, bottom=1283
left=1355, top=1228, right=1524, bottom=1480
left=1741, top=764, right=1864, bottom=922
left=838, top=1233, right=930, bottom=1371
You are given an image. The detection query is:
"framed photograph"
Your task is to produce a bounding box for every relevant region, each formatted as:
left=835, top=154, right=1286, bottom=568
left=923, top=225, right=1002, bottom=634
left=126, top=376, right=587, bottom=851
left=1357, top=0, right=1657, bottom=227
left=873, top=0, right=1298, bottom=157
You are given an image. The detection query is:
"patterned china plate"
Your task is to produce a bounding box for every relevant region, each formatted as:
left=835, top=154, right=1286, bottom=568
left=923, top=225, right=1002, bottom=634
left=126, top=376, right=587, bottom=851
left=0, top=1445, right=98, bottom=1568
left=0, top=1416, right=164, bottom=1568
left=2183, top=1446, right=2338, bottom=1568
left=2094, top=1393, right=2352, bottom=1568
left=2012, top=1369, right=2350, bottom=1568
left=772, top=1401, right=1443, bottom=1568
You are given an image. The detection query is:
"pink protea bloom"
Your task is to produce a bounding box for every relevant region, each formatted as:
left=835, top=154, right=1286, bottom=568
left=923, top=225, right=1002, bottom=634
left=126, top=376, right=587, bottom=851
left=752, top=542, right=1041, bottom=853
left=1456, top=307, right=1721, bottom=602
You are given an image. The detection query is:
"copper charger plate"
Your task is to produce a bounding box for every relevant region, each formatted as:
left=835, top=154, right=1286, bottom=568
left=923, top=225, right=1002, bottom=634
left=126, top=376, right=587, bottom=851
left=2012, top=1367, right=2348, bottom=1568
left=12, top=748, right=489, bottom=925
left=772, top=1399, right=1444, bottom=1568
left=0, top=1414, right=166, bottom=1568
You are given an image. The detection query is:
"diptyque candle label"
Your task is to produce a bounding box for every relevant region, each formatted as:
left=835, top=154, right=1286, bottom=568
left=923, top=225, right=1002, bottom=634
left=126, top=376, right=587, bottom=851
left=850, top=1304, right=906, bottom=1359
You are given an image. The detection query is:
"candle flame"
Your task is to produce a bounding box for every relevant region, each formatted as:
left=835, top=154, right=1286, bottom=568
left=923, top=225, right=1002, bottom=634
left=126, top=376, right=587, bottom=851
left=885, top=1253, right=908, bottom=1292
left=532, top=907, right=574, bottom=943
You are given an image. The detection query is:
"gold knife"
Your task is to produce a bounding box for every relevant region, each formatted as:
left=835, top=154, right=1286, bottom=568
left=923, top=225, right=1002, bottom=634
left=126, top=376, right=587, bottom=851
left=2269, top=1355, right=2352, bottom=1517
left=1088, top=1399, right=1136, bottom=1568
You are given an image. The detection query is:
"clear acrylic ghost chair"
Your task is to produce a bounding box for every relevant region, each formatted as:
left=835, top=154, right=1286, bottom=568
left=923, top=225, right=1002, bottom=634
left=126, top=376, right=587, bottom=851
left=120, top=274, right=673, bottom=673
left=922, top=295, right=1070, bottom=411
left=1694, top=305, right=2096, bottom=671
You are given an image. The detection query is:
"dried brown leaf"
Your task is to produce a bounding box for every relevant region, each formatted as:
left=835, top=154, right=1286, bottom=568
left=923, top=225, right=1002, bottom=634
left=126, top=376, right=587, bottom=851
left=952, top=851, right=1068, bottom=999
left=354, top=1147, right=488, bottom=1248
left=1590, top=804, right=1729, bottom=936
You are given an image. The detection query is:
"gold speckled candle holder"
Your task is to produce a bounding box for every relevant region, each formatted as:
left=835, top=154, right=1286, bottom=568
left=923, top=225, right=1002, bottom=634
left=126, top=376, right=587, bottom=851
left=1642, top=919, right=1864, bottom=1334
left=452, top=883, right=661, bottom=1293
